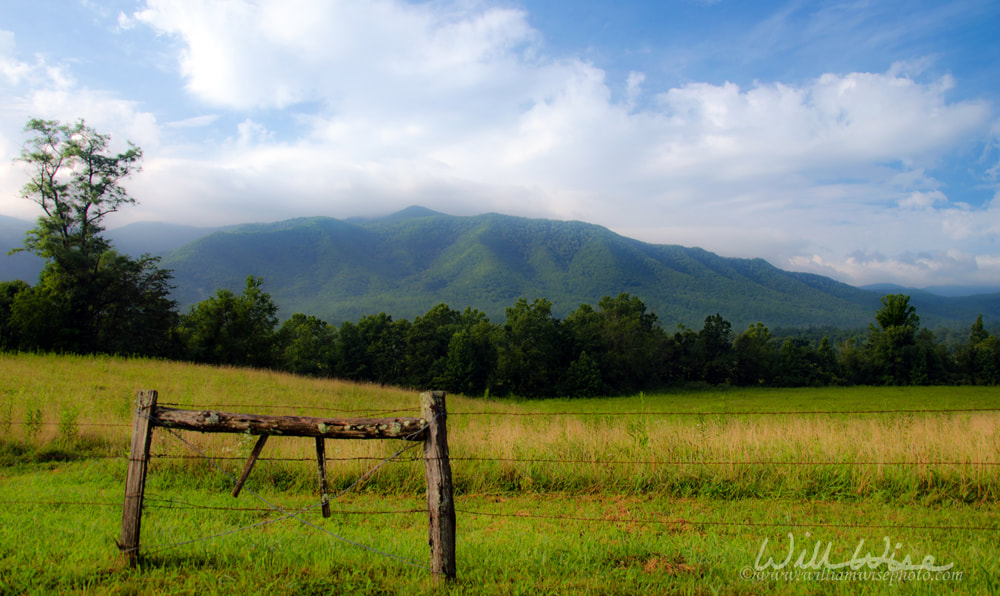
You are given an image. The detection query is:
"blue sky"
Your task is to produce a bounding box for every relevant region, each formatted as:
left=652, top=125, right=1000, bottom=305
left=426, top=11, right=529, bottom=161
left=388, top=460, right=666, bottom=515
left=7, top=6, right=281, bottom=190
left=1, top=0, right=998, bottom=288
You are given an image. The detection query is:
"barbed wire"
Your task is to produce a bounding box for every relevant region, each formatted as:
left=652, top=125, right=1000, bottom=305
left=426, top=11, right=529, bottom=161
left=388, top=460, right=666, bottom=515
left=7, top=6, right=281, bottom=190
left=140, top=501, right=327, bottom=556
left=9, top=405, right=996, bottom=430
left=0, top=498, right=427, bottom=516
left=454, top=508, right=1000, bottom=533
left=0, top=499, right=122, bottom=508
left=442, top=456, right=1000, bottom=467
left=449, top=407, right=1000, bottom=416
left=6, top=496, right=995, bottom=535
left=6, top=400, right=998, bottom=564
left=134, top=408, right=435, bottom=571
left=6, top=448, right=998, bottom=468
left=54, top=452, right=998, bottom=467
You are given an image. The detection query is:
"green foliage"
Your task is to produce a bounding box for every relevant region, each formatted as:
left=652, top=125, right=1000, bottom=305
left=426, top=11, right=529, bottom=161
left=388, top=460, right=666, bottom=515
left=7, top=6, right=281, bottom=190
left=2, top=357, right=999, bottom=594
left=957, top=315, right=1000, bottom=385
left=356, top=312, right=409, bottom=385
left=493, top=298, right=564, bottom=397
left=696, top=314, right=735, bottom=385
left=439, top=309, right=497, bottom=396
left=402, top=303, right=461, bottom=388
left=24, top=407, right=42, bottom=439
left=275, top=313, right=337, bottom=376
left=178, top=275, right=279, bottom=367
left=0, top=280, right=29, bottom=349
left=562, top=350, right=603, bottom=397
left=57, top=405, right=79, bottom=446
left=732, top=322, right=777, bottom=385
left=6, top=118, right=176, bottom=356
left=874, top=293, right=920, bottom=332
left=592, top=293, right=666, bottom=392
left=90, top=251, right=178, bottom=355
left=15, top=118, right=142, bottom=264
left=865, top=294, right=941, bottom=385
left=162, top=210, right=912, bottom=330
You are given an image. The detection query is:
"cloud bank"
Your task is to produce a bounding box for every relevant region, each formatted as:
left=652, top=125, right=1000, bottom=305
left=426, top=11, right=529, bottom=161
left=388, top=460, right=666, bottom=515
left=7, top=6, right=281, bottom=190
left=0, top=0, right=997, bottom=289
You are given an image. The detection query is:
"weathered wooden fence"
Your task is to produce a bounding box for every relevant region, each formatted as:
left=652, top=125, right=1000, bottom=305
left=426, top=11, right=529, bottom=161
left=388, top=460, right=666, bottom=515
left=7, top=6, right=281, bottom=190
left=120, top=389, right=456, bottom=579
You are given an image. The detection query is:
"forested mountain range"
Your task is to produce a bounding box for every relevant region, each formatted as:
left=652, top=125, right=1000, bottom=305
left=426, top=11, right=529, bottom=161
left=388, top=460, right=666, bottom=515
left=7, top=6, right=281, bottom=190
left=4, top=208, right=999, bottom=330
left=159, top=207, right=999, bottom=329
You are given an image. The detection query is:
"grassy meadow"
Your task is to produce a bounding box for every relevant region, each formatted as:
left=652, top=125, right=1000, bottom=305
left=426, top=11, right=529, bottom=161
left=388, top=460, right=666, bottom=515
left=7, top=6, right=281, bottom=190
left=2, top=352, right=999, bottom=594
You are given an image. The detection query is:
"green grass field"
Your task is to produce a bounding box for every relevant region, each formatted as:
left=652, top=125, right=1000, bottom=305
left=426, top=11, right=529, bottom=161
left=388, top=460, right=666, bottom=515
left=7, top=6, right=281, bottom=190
left=2, top=352, right=999, bottom=594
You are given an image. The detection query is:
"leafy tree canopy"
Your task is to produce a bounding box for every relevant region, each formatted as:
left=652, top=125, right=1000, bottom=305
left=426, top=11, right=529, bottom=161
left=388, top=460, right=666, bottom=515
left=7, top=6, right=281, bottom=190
left=15, top=118, right=142, bottom=266
left=7, top=118, right=175, bottom=355
left=179, top=275, right=278, bottom=367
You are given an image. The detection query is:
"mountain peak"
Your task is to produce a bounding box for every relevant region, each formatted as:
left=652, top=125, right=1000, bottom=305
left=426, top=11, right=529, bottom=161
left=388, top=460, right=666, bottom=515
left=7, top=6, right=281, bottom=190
left=393, top=205, right=442, bottom=218
left=348, top=205, right=444, bottom=224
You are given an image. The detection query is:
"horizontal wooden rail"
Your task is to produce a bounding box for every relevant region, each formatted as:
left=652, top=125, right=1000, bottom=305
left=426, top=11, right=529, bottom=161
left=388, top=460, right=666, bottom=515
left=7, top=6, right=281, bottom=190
left=150, top=406, right=427, bottom=440
left=122, top=391, right=454, bottom=580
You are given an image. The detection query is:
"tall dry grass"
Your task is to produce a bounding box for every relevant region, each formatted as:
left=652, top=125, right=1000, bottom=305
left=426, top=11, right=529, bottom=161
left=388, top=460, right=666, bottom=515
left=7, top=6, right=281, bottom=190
left=2, top=352, right=997, bottom=501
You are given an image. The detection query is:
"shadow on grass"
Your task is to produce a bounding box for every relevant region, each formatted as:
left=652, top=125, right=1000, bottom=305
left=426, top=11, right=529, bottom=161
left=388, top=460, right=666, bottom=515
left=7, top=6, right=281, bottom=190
left=0, top=435, right=121, bottom=466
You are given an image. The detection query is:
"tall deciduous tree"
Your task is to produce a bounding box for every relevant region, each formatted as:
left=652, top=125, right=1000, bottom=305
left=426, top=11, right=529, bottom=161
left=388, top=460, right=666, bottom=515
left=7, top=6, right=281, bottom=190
left=867, top=294, right=923, bottom=385
left=0, top=280, right=30, bottom=349
left=697, top=314, right=734, bottom=385
left=595, top=293, right=665, bottom=393
left=732, top=322, right=776, bottom=385
left=276, top=313, right=337, bottom=376
left=441, top=308, right=497, bottom=396
left=404, top=304, right=462, bottom=388
left=494, top=298, right=563, bottom=397
left=957, top=315, right=998, bottom=385
left=357, top=312, right=409, bottom=385
left=179, top=276, right=278, bottom=367
left=15, top=119, right=141, bottom=268
left=9, top=118, right=176, bottom=354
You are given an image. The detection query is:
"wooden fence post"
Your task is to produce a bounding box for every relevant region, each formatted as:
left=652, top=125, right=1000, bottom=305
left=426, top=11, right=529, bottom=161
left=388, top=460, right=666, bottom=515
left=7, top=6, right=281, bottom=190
left=421, top=391, right=456, bottom=580
left=120, top=390, right=157, bottom=567
left=315, top=437, right=331, bottom=518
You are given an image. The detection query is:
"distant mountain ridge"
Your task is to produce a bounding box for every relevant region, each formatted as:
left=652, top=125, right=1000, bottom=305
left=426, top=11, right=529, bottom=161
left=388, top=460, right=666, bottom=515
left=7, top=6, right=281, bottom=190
left=861, top=283, right=1000, bottom=298
left=0, top=217, right=226, bottom=283
left=0, top=215, right=45, bottom=282
left=3, top=209, right=998, bottom=329
left=157, top=208, right=997, bottom=329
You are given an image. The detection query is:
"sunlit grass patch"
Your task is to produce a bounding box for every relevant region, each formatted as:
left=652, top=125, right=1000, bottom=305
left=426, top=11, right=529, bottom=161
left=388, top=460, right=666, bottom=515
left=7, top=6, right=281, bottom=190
left=2, top=353, right=1000, bottom=593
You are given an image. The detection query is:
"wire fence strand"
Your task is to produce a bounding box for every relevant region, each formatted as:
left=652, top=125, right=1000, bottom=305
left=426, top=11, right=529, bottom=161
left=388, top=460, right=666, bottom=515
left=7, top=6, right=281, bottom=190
left=6, top=400, right=998, bottom=565
left=62, top=453, right=1000, bottom=467
left=135, top=408, right=435, bottom=571
left=449, top=407, right=1000, bottom=416
left=454, top=508, right=1000, bottom=533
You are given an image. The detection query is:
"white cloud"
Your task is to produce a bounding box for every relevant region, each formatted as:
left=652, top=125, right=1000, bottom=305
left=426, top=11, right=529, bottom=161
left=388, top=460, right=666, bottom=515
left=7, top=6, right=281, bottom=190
left=0, top=30, right=163, bottom=220
left=0, top=32, right=33, bottom=85
left=1, top=1, right=997, bottom=289
left=234, top=119, right=273, bottom=148
left=625, top=71, right=645, bottom=108
left=117, top=11, right=137, bottom=31
left=899, top=190, right=948, bottom=210
left=165, top=114, right=218, bottom=129
left=134, top=0, right=539, bottom=111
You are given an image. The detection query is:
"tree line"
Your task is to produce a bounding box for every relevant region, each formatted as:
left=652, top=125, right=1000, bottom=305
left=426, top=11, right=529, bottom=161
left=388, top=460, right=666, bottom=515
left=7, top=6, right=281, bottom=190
left=3, top=119, right=999, bottom=396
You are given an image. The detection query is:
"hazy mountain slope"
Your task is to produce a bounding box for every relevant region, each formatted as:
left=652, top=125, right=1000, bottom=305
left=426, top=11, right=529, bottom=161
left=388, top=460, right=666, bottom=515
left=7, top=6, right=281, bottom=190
left=107, top=222, right=229, bottom=257
left=161, top=209, right=894, bottom=328
left=5, top=207, right=995, bottom=329
left=0, top=217, right=225, bottom=282
left=0, top=216, right=44, bottom=283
